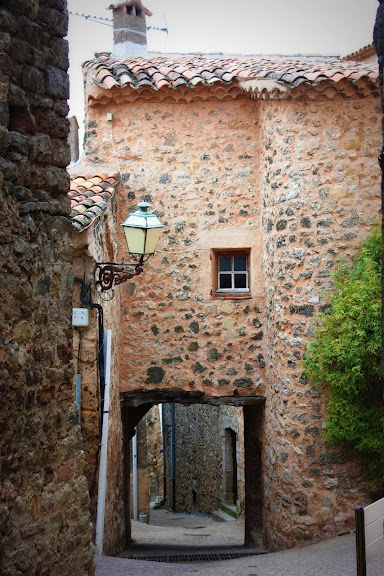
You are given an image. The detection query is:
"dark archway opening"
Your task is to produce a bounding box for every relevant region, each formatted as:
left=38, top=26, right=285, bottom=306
left=121, top=390, right=265, bottom=554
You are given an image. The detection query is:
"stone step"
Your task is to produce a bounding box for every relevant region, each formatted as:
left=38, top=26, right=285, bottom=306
left=211, top=509, right=237, bottom=522
left=220, top=502, right=239, bottom=519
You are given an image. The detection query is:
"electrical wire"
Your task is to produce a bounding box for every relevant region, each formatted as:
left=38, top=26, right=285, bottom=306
left=73, top=327, right=103, bottom=364
left=69, top=11, right=168, bottom=33
left=69, top=12, right=113, bottom=26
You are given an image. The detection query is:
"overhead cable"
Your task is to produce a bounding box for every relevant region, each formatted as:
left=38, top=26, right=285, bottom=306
left=69, top=11, right=168, bottom=32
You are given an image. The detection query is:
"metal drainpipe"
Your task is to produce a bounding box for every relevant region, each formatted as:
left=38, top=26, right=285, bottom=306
left=132, top=429, right=138, bottom=521
left=75, top=373, right=81, bottom=423
left=170, top=403, right=176, bottom=510
left=95, top=329, right=112, bottom=554
left=161, top=404, right=167, bottom=504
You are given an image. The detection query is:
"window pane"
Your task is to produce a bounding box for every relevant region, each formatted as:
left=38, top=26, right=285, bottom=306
left=234, top=274, right=247, bottom=288
left=234, top=256, right=246, bottom=271
left=219, top=274, right=232, bottom=289
left=219, top=256, right=232, bottom=271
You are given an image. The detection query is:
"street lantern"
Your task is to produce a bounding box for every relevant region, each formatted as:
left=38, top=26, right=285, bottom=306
left=122, top=202, right=164, bottom=257
left=94, top=202, right=164, bottom=294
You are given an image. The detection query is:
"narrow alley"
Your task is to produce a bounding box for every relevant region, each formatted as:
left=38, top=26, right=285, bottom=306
left=95, top=509, right=382, bottom=576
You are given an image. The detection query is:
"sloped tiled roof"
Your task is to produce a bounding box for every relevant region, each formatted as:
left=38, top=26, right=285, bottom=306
left=68, top=174, right=117, bottom=232
left=342, top=44, right=376, bottom=62
left=83, top=53, right=378, bottom=93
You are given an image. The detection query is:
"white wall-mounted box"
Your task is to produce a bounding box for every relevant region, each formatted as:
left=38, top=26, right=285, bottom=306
left=72, top=308, right=89, bottom=327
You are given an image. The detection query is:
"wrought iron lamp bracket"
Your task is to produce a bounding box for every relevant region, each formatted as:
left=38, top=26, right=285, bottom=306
left=94, top=255, right=146, bottom=293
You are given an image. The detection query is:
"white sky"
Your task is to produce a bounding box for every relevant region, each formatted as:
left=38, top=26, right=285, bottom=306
left=66, top=0, right=378, bottom=149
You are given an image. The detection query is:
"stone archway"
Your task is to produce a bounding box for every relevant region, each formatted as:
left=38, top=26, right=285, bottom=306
left=120, top=390, right=265, bottom=549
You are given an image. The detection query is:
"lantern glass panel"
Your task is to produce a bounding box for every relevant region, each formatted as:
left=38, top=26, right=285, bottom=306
left=144, top=227, right=163, bottom=254
left=123, top=226, right=146, bottom=255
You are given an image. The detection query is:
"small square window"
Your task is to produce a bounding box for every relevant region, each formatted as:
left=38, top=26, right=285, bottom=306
left=212, top=250, right=251, bottom=298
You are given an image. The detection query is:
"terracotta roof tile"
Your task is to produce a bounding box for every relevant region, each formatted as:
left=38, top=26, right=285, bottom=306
left=237, top=69, right=253, bottom=79
left=221, top=71, right=234, bottom=82
left=156, top=78, right=172, bottom=89
left=83, top=53, right=378, bottom=95
left=190, top=75, right=204, bottom=86
left=350, top=70, right=372, bottom=81
left=80, top=198, right=97, bottom=207
left=118, top=73, right=135, bottom=86
left=173, top=77, right=188, bottom=88
left=89, top=185, right=104, bottom=194
left=304, top=71, right=324, bottom=82
left=71, top=214, right=92, bottom=232
left=103, top=75, right=119, bottom=89
left=68, top=174, right=117, bottom=232
left=71, top=203, right=87, bottom=214
left=328, top=72, right=345, bottom=82
left=100, top=191, right=114, bottom=201
left=95, top=67, right=113, bottom=82
left=88, top=194, right=105, bottom=203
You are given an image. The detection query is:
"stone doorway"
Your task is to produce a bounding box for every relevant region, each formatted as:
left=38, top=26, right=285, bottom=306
left=120, top=391, right=265, bottom=550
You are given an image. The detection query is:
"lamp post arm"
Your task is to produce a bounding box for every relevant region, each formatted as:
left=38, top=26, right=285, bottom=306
left=95, top=258, right=144, bottom=293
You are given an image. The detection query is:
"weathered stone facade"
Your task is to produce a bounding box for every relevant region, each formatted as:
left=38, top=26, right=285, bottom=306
left=164, top=403, right=222, bottom=514
left=260, top=97, right=380, bottom=549
left=131, top=405, right=164, bottom=519
left=92, top=91, right=267, bottom=398
left=69, top=173, right=126, bottom=555
left=0, top=1, right=94, bottom=574
left=162, top=403, right=245, bottom=516
left=79, top=73, right=381, bottom=549
left=71, top=30, right=383, bottom=552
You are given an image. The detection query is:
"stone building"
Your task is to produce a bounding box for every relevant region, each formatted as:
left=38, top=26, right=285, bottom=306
left=69, top=173, right=126, bottom=555
left=130, top=405, right=164, bottom=521
left=0, top=1, right=94, bottom=574
left=67, top=1, right=382, bottom=555
left=162, top=403, right=245, bottom=520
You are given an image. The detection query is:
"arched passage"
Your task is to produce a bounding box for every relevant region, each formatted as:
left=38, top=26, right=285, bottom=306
left=120, top=390, right=265, bottom=549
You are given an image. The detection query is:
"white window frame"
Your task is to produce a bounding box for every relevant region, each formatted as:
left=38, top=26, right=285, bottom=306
left=212, top=250, right=251, bottom=297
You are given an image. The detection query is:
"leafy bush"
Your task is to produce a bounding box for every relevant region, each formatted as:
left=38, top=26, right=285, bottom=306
left=303, top=226, right=384, bottom=493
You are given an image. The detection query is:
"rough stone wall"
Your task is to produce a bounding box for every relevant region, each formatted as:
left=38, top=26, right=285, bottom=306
left=0, top=1, right=94, bottom=574
left=84, top=87, right=267, bottom=399
left=259, top=97, right=381, bottom=549
left=145, top=405, right=164, bottom=504
left=82, top=80, right=381, bottom=548
left=164, top=404, right=245, bottom=515
left=135, top=417, right=151, bottom=519
left=72, top=253, right=101, bottom=525
left=129, top=407, right=163, bottom=523
left=71, top=182, right=126, bottom=555
left=164, top=404, right=222, bottom=514
left=102, top=322, right=125, bottom=556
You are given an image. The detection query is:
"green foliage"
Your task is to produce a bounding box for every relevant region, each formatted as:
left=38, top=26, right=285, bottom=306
left=303, top=226, right=384, bottom=491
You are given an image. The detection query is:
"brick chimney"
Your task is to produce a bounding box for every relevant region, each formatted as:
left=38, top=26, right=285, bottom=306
left=109, top=1, right=152, bottom=58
